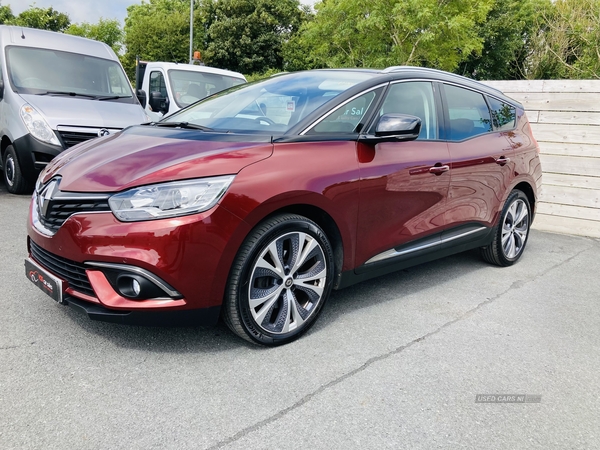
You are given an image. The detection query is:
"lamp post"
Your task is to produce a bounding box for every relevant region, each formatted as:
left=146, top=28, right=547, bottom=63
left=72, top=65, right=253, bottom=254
left=189, top=0, right=194, bottom=64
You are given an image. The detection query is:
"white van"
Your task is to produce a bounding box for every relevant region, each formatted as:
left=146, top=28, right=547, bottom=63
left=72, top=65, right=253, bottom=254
left=135, top=61, right=246, bottom=121
left=0, top=26, right=148, bottom=194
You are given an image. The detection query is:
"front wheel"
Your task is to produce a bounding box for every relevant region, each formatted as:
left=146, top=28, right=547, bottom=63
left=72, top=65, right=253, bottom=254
left=482, top=190, right=531, bottom=266
left=224, top=214, right=334, bottom=346
left=2, top=145, right=33, bottom=194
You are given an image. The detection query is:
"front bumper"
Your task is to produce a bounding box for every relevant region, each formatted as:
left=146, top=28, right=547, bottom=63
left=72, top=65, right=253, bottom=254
left=63, top=295, right=221, bottom=326
left=27, top=199, right=250, bottom=326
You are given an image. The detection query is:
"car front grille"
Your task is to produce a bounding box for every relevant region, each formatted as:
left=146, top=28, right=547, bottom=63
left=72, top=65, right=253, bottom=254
left=37, top=196, right=111, bottom=233
left=30, top=240, right=95, bottom=297
left=57, top=131, right=99, bottom=148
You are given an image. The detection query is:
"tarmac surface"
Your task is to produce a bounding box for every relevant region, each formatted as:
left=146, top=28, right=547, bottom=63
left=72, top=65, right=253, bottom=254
left=1, top=181, right=599, bottom=449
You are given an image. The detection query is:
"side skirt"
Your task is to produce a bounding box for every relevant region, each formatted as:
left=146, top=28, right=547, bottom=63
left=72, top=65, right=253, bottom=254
left=335, top=224, right=495, bottom=290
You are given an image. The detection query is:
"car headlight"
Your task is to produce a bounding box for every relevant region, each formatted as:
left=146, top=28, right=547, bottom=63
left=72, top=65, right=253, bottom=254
left=108, top=176, right=235, bottom=221
left=20, top=104, right=61, bottom=146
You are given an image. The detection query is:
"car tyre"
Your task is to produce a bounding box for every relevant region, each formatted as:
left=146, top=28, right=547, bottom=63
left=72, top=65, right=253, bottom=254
left=224, top=214, right=334, bottom=346
left=482, top=190, right=531, bottom=267
left=3, top=145, right=33, bottom=194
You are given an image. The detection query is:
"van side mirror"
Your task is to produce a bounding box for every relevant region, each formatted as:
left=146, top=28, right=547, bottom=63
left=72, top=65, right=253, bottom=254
left=0, top=79, right=4, bottom=101
left=136, top=89, right=147, bottom=108
left=359, top=114, right=421, bottom=144
left=149, top=91, right=169, bottom=115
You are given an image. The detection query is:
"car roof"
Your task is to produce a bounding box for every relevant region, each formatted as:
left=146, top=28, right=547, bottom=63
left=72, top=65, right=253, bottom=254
left=298, top=66, right=522, bottom=109
left=0, top=25, right=117, bottom=60
left=144, top=62, right=246, bottom=80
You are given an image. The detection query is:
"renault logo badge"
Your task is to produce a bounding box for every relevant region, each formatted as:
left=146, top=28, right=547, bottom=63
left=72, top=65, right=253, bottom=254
left=38, top=179, right=59, bottom=218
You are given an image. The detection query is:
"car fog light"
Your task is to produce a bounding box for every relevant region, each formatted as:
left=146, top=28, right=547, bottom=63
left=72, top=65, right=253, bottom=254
left=132, top=278, right=141, bottom=296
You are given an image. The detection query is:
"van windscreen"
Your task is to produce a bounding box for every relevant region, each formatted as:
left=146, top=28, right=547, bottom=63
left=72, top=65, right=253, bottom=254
left=6, top=46, right=134, bottom=100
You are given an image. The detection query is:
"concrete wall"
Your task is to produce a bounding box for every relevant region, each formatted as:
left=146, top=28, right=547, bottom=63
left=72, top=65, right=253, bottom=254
left=484, top=80, right=600, bottom=238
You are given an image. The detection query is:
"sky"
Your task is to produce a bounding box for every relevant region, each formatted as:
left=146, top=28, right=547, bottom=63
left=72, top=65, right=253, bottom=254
left=7, top=0, right=316, bottom=25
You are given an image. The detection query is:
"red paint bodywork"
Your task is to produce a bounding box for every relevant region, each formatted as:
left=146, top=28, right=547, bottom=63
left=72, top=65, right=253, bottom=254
left=28, top=108, right=541, bottom=320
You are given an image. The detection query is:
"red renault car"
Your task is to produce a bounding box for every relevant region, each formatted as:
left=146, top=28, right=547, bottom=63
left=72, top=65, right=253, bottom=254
left=26, top=67, right=542, bottom=345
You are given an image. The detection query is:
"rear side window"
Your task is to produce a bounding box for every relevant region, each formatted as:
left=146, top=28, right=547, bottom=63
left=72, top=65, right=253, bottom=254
left=444, top=85, right=492, bottom=141
left=488, top=97, right=516, bottom=131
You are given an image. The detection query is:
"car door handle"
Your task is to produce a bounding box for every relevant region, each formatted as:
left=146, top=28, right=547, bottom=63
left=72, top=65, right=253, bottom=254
left=429, top=164, right=450, bottom=175
left=495, top=156, right=511, bottom=166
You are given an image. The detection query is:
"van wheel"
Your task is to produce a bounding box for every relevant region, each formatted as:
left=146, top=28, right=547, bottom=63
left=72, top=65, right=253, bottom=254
left=3, top=145, right=32, bottom=194
left=481, top=190, right=531, bottom=266
left=224, top=214, right=334, bottom=346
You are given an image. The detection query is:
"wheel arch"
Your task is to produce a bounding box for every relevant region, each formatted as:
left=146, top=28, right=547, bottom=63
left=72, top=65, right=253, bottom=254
left=1, top=135, right=12, bottom=162
left=513, top=181, right=536, bottom=217
left=263, top=204, right=345, bottom=286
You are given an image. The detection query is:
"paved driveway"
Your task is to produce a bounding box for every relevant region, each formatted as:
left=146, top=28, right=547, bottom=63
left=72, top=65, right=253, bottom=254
left=1, top=182, right=599, bottom=449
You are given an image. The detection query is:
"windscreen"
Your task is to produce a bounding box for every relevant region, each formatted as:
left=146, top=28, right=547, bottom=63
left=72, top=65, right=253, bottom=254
left=164, top=71, right=377, bottom=134
left=6, top=46, right=134, bottom=100
left=168, top=69, right=245, bottom=108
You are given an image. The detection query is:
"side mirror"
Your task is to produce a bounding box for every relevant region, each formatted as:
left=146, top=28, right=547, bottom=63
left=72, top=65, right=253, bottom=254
left=360, top=114, right=421, bottom=143
left=0, top=79, right=4, bottom=101
left=149, top=91, right=169, bottom=115
left=136, top=89, right=147, bottom=108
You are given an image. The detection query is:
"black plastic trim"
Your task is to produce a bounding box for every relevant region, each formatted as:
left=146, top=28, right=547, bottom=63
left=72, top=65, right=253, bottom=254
left=64, top=295, right=222, bottom=326
left=336, top=223, right=495, bottom=290
left=11, top=133, right=63, bottom=183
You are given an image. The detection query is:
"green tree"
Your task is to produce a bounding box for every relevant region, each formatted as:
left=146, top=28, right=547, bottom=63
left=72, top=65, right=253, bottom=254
left=528, top=0, right=600, bottom=79
left=66, top=19, right=124, bottom=54
left=0, top=3, right=14, bottom=24
left=122, top=0, right=196, bottom=77
left=289, top=0, right=494, bottom=72
left=200, top=0, right=307, bottom=74
left=458, top=0, right=552, bottom=80
left=9, top=6, right=70, bottom=32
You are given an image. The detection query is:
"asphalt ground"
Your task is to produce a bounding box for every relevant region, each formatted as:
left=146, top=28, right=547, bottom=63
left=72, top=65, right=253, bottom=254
left=1, top=180, right=599, bottom=450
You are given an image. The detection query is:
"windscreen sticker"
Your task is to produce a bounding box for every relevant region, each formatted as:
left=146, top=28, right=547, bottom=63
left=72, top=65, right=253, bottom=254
left=287, top=101, right=296, bottom=112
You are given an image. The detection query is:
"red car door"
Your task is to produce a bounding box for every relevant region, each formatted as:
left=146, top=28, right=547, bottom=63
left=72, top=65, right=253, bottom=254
left=355, top=81, right=450, bottom=268
left=442, top=84, right=516, bottom=230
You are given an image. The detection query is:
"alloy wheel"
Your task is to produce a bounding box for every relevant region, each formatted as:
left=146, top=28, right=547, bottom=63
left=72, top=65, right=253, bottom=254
left=248, top=231, right=327, bottom=334
left=501, top=198, right=529, bottom=259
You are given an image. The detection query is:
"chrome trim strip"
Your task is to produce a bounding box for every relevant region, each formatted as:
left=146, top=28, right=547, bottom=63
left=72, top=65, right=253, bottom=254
left=365, top=240, right=439, bottom=265
left=364, top=227, right=487, bottom=265
left=441, top=227, right=487, bottom=245
left=84, top=262, right=182, bottom=299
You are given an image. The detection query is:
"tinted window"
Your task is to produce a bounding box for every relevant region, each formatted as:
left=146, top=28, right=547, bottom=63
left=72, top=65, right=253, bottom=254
left=311, top=90, right=377, bottom=133
left=378, top=82, right=438, bottom=140
left=165, top=71, right=377, bottom=133
left=444, top=85, right=492, bottom=141
left=488, top=97, right=516, bottom=131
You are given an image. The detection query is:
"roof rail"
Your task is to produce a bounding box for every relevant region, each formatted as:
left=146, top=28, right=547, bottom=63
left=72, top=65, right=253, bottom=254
left=381, top=65, right=505, bottom=96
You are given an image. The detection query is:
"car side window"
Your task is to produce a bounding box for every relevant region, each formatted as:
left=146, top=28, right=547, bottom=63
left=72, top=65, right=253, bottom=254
left=377, top=81, right=438, bottom=140
left=444, top=84, right=492, bottom=141
left=149, top=71, right=167, bottom=97
left=488, top=97, right=516, bottom=131
left=310, top=90, right=377, bottom=133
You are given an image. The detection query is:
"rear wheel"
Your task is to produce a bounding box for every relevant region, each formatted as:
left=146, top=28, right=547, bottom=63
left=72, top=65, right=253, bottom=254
left=482, top=190, right=531, bottom=266
left=224, top=214, right=334, bottom=346
left=3, top=145, right=33, bottom=194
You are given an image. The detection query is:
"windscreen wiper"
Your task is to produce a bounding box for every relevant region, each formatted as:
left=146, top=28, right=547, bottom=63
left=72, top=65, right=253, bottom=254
left=96, top=95, right=131, bottom=101
left=36, top=90, right=98, bottom=99
left=151, top=121, right=213, bottom=131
